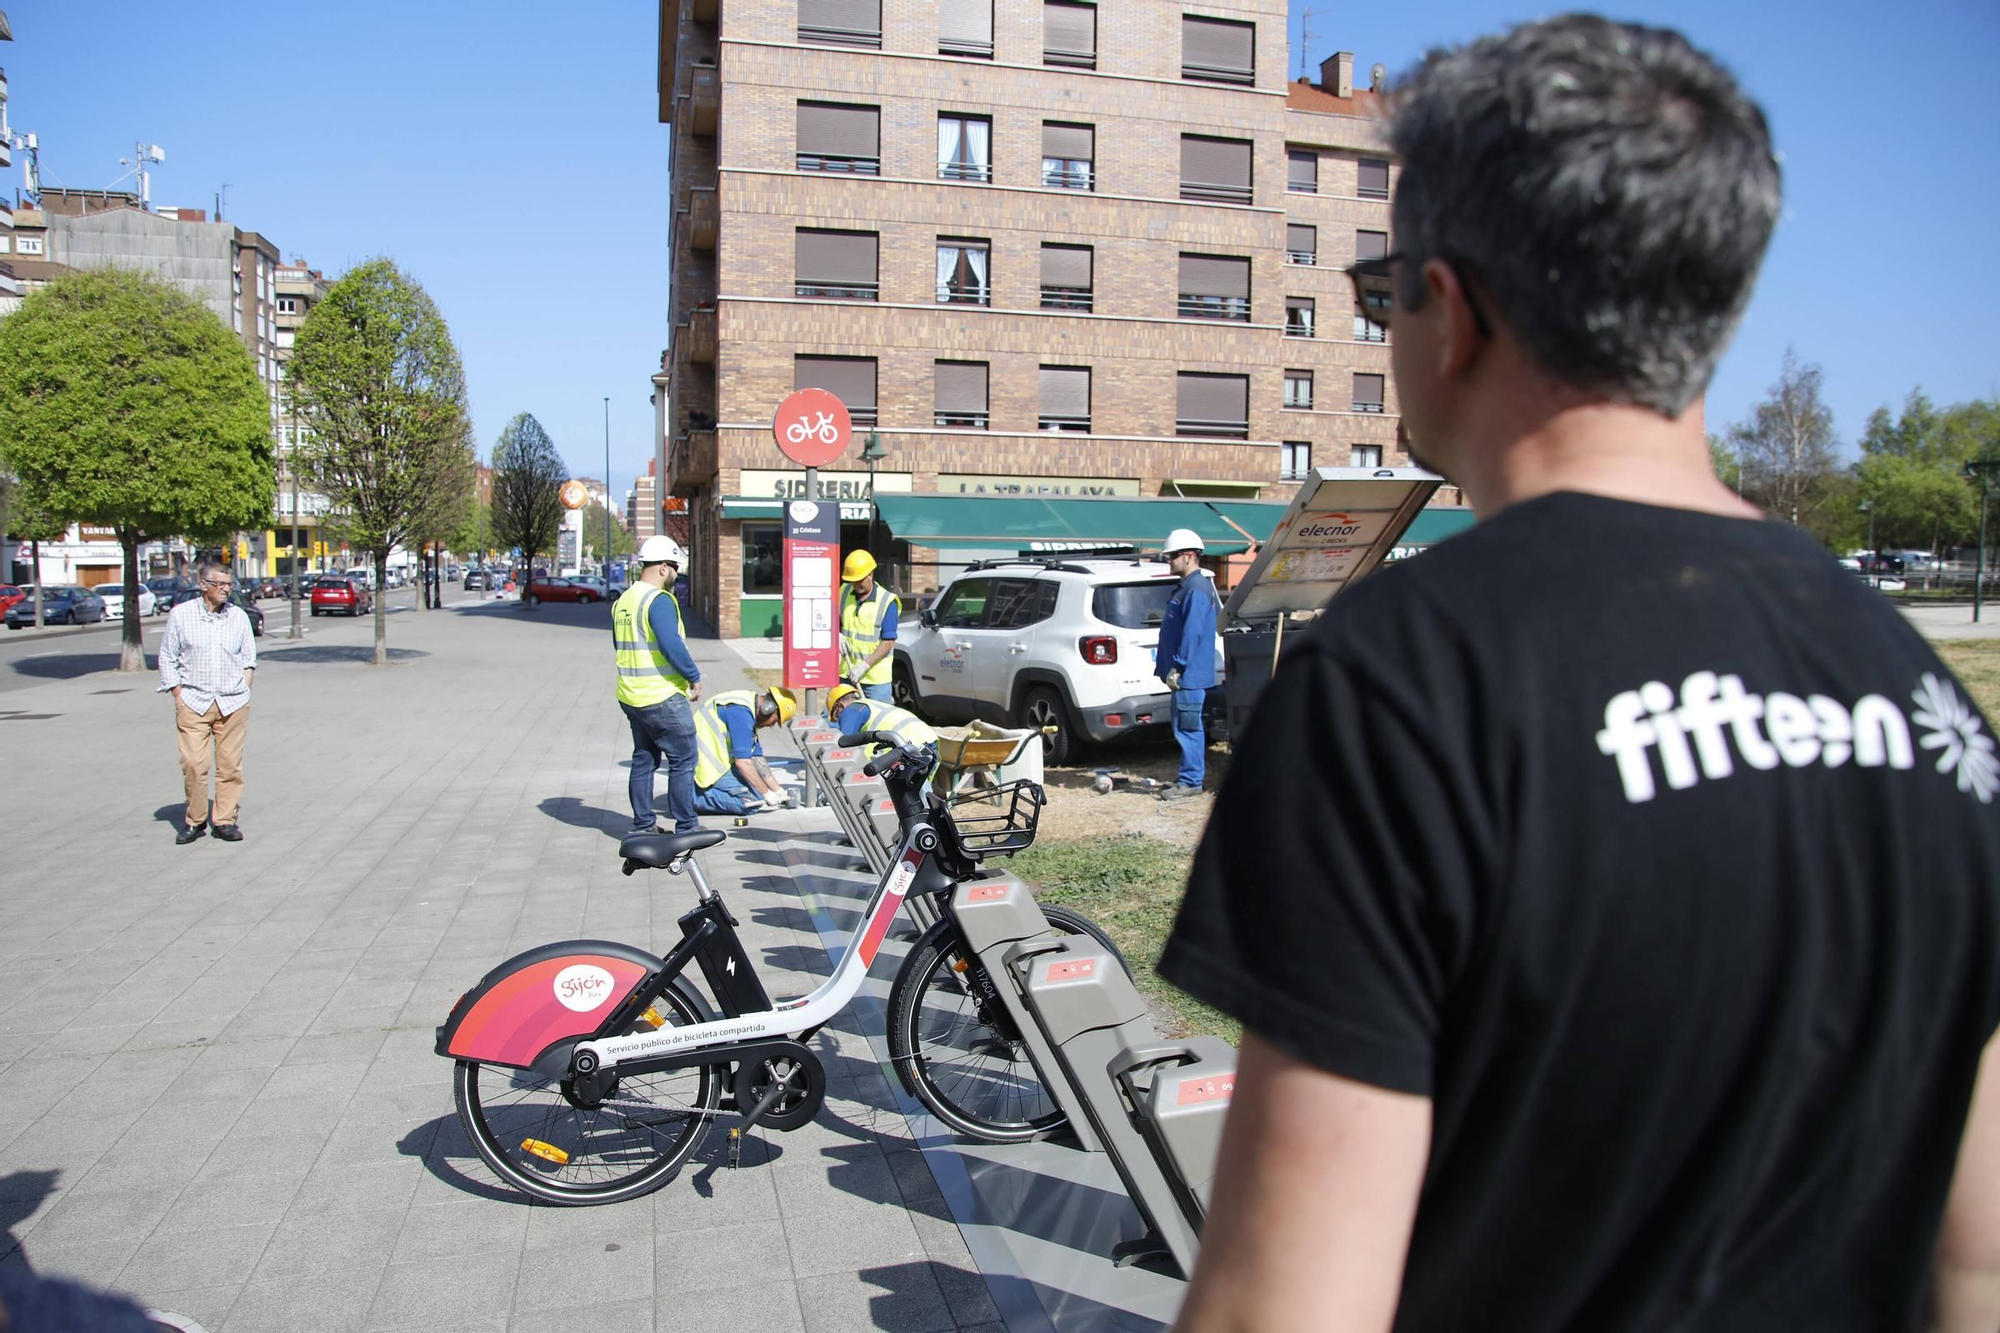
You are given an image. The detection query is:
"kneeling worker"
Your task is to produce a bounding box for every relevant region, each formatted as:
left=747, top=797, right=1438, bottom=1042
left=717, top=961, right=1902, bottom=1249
left=827, top=683, right=937, bottom=760
left=692, top=687, right=798, bottom=816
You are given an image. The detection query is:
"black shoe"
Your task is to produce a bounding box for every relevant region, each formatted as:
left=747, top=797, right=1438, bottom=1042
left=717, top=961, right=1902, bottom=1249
left=630, top=824, right=665, bottom=836
left=176, top=822, right=207, bottom=845
left=212, top=824, right=243, bottom=842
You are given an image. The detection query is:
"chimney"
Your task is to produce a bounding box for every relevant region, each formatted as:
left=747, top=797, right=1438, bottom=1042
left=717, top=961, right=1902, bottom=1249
left=1321, top=51, right=1354, bottom=97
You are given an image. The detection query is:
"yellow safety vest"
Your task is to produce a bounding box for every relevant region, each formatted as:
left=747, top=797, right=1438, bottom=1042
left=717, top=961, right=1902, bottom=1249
left=841, top=699, right=938, bottom=751
left=840, top=583, right=899, bottom=686
left=693, top=689, right=758, bottom=789
left=611, top=584, right=691, bottom=708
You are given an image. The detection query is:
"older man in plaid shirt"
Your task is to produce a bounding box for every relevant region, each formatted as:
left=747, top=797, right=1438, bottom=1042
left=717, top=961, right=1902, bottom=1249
left=158, top=560, right=257, bottom=844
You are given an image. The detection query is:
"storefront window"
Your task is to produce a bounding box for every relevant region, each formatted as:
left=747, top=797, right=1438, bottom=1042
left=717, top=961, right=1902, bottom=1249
left=742, top=522, right=783, bottom=595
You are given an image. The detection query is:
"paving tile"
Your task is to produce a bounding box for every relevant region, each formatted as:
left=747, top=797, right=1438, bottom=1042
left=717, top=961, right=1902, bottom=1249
left=20, top=1183, right=183, bottom=1246
left=655, top=1279, right=806, bottom=1333
left=521, top=1200, right=653, bottom=1253
left=362, top=1250, right=518, bottom=1331
left=138, top=1281, right=245, bottom=1331
left=771, top=1143, right=903, bottom=1219
left=225, top=1266, right=384, bottom=1333
left=654, top=1219, right=794, bottom=1295
left=285, top=1155, right=424, bottom=1220
left=251, top=1206, right=405, bottom=1281
left=116, top=1220, right=276, bottom=1295
left=653, top=1158, right=782, bottom=1230
left=782, top=1203, right=927, bottom=1280
left=509, top=1235, right=653, bottom=1314
left=796, top=1266, right=956, bottom=1333
left=506, top=1296, right=652, bottom=1333
left=155, top=1174, right=303, bottom=1235
left=286, top=1029, right=393, bottom=1067
left=392, top=1197, right=531, bottom=1264
left=1, top=1232, right=146, bottom=1290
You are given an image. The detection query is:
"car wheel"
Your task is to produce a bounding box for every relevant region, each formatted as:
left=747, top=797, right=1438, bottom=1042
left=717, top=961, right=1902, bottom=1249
left=1019, top=685, right=1076, bottom=767
left=892, top=661, right=921, bottom=713
left=527, top=594, right=540, bottom=607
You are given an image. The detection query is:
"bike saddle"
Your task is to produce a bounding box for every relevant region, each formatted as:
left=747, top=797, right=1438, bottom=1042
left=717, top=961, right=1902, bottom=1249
left=619, top=828, right=726, bottom=869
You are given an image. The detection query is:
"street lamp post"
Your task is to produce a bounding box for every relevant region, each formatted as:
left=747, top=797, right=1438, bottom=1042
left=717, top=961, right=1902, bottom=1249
left=860, top=430, right=887, bottom=574
left=1857, top=499, right=1876, bottom=591
left=603, top=397, right=613, bottom=578
left=1966, top=459, right=1999, bottom=624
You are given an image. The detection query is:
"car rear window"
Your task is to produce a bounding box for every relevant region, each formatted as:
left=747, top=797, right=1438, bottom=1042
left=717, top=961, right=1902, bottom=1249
left=1091, top=581, right=1174, bottom=629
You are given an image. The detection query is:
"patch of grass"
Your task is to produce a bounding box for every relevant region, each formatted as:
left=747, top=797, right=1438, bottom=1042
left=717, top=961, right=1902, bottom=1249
left=744, top=667, right=785, bottom=692
left=1938, top=640, right=2000, bottom=720
left=1010, top=833, right=1239, bottom=1045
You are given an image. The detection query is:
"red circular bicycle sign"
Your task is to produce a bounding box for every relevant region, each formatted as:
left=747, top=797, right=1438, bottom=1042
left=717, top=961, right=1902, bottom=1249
left=772, top=388, right=851, bottom=467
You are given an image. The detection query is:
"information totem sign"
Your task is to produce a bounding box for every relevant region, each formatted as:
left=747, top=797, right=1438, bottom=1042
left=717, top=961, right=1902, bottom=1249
left=773, top=389, right=852, bottom=690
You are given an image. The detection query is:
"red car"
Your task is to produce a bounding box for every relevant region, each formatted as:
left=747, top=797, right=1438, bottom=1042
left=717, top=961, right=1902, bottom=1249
left=0, top=586, right=25, bottom=616
left=310, top=578, right=374, bottom=617
left=526, top=577, right=603, bottom=605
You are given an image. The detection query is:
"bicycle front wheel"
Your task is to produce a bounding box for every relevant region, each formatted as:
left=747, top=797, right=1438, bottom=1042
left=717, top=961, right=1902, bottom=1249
left=455, top=976, right=724, bottom=1205
left=886, top=905, right=1124, bottom=1143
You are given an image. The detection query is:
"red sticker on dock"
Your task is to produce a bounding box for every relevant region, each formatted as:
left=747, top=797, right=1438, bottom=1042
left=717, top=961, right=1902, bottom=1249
left=1045, top=958, right=1096, bottom=981
left=967, top=885, right=1009, bottom=901
left=1176, top=1076, right=1235, bottom=1106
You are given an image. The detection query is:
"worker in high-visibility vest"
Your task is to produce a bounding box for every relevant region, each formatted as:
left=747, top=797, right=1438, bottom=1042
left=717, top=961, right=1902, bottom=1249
left=691, top=687, right=797, bottom=815
left=838, top=551, right=900, bottom=702
left=611, top=535, right=701, bottom=834
left=827, top=684, right=938, bottom=759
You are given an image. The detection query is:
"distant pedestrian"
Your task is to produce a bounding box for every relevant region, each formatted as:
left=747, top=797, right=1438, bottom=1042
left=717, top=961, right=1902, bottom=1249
left=1154, top=527, right=1217, bottom=800
left=158, top=560, right=256, bottom=844
left=611, top=535, right=701, bottom=834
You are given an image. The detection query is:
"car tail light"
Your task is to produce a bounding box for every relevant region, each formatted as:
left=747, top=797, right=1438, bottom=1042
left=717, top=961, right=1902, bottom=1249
left=1103, top=713, right=1124, bottom=727
left=1079, top=636, right=1117, bottom=665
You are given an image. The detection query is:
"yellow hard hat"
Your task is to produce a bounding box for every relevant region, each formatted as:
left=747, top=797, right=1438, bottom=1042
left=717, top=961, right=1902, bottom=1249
left=827, top=682, right=859, bottom=713
left=767, top=687, right=797, bottom=726
left=841, top=550, right=877, bottom=582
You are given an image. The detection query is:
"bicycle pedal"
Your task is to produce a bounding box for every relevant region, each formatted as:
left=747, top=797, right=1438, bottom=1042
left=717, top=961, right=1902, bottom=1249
left=520, top=1138, right=570, bottom=1166
left=727, top=1126, right=745, bottom=1169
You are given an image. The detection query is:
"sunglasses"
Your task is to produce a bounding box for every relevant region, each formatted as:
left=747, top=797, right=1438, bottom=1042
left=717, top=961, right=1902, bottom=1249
left=1345, top=252, right=1493, bottom=338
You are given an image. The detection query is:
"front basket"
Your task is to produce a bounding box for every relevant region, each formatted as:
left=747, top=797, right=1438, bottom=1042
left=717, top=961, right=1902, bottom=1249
left=944, top=779, right=1045, bottom=858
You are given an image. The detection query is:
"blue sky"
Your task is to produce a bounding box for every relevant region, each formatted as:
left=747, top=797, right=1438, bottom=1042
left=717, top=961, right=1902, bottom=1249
left=4, top=0, right=1995, bottom=497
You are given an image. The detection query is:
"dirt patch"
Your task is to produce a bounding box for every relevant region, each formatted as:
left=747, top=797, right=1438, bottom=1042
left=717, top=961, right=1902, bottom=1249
left=1036, top=740, right=1228, bottom=849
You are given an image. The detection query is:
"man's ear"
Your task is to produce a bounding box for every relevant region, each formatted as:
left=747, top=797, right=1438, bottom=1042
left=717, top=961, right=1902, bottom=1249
left=1422, top=258, right=1483, bottom=379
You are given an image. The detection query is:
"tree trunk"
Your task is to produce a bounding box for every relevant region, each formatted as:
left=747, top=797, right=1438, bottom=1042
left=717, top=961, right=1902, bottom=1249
left=29, top=538, right=43, bottom=628
left=374, top=548, right=389, bottom=665
left=521, top=544, right=535, bottom=610
left=118, top=530, right=145, bottom=671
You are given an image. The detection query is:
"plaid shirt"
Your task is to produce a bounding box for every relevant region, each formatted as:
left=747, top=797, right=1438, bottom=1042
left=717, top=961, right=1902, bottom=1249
left=158, top=597, right=257, bottom=716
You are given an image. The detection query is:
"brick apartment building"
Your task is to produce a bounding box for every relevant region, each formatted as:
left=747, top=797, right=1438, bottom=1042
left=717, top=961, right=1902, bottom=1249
left=656, top=0, right=1463, bottom=638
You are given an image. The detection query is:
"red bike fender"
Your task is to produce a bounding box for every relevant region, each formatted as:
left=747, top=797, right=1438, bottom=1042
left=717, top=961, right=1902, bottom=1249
left=437, top=941, right=658, bottom=1069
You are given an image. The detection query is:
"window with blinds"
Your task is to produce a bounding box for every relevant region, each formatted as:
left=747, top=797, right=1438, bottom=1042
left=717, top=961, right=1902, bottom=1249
left=1040, top=244, right=1093, bottom=312
left=1286, top=224, right=1317, bottom=266
left=1177, top=254, right=1251, bottom=322
left=1287, top=148, right=1318, bottom=194
left=1353, top=373, right=1385, bottom=412
left=1286, top=296, right=1315, bottom=338
left=1358, top=158, right=1390, bottom=199
left=939, top=0, right=994, bottom=58
left=794, top=356, right=878, bottom=427
left=797, top=102, right=880, bottom=174
left=1182, top=15, right=1254, bottom=84
left=1281, top=441, right=1312, bottom=480
left=1350, top=444, right=1383, bottom=467
left=1176, top=372, right=1250, bottom=438
left=794, top=230, right=879, bottom=301
left=1044, top=0, right=1096, bottom=68
left=1042, top=122, right=1095, bottom=191
left=1180, top=135, right=1252, bottom=206
left=936, top=239, right=991, bottom=305
left=1283, top=370, right=1313, bottom=409
left=798, top=0, right=881, bottom=48
left=1039, top=366, right=1091, bottom=432
left=935, top=361, right=991, bottom=428
left=1355, top=229, right=1388, bottom=262
left=938, top=113, right=993, bottom=182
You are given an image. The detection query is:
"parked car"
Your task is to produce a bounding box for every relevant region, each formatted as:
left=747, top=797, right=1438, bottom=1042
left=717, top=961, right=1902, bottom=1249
left=1860, top=553, right=1905, bottom=575
left=310, top=578, right=374, bottom=617
left=342, top=565, right=378, bottom=592
left=526, top=576, right=605, bottom=605
left=893, top=556, right=1226, bottom=765
left=98, top=584, right=159, bottom=619
left=146, top=576, right=194, bottom=607
left=166, top=585, right=266, bottom=635
left=569, top=575, right=609, bottom=597
left=0, top=585, right=26, bottom=616
left=5, top=585, right=107, bottom=629
left=463, top=568, right=492, bottom=592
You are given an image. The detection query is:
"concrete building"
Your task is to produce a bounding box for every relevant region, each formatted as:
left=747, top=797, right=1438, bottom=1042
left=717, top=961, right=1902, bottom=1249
left=0, top=22, right=20, bottom=311
left=654, top=0, right=1458, bottom=638
left=272, top=261, right=333, bottom=575
left=628, top=461, right=660, bottom=541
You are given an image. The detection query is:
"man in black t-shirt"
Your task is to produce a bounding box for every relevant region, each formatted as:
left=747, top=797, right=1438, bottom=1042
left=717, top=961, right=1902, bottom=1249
left=1161, top=18, right=2000, bottom=1333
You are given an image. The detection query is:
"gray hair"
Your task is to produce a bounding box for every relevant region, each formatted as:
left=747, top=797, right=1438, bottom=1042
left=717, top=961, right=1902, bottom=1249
left=1389, top=15, right=1781, bottom=416
left=197, top=559, right=231, bottom=582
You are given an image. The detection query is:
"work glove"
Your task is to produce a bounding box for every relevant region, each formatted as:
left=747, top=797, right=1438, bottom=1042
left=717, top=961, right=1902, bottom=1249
left=1164, top=669, right=1182, bottom=691
left=761, top=791, right=788, bottom=812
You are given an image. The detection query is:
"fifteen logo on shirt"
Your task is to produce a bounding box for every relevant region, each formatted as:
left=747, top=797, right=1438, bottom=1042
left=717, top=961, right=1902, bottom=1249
left=1595, top=670, right=1996, bottom=805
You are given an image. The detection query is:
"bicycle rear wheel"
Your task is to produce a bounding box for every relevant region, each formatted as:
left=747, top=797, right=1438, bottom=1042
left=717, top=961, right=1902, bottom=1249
left=886, top=904, right=1123, bottom=1143
left=455, top=976, right=723, bottom=1205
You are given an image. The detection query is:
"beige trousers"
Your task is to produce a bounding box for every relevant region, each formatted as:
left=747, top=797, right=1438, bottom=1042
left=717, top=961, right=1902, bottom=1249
left=176, top=700, right=250, bottom=826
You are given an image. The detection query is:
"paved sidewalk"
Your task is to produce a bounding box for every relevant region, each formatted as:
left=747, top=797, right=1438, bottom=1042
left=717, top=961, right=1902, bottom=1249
left=0, top=599, right=1012, bottom=1332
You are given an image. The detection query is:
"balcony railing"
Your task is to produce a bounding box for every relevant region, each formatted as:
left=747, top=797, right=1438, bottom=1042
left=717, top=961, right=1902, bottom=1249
left=846, top=406, right=880, bottom=427
left=799, top=22, right=880, bottom=47
left=1287, top=180, right=1318, bottom=195
left=938, top=160, right=993, bottom=183
left=799, top=152, right=881, bottom=175
left=1177, top=294, right=1250, bottom=322
left=1177, top=417, right=1251, bottom=439
left=1285, top=316, right=1315, bottom=338
left=1283, top=393, right=1313, bottom=410
left=1353, top=400, right=1385, bottom=413
left=1038, top=414, right=1090, bottom=433
left=683, top=308, right=717, bottom=363
left=1044, top=44, right=1095, bottom=69
left=1041, top=162, right=1093, bottom=191
left=1285, top=250, right=1316, bottom=266
left=940, top=35, right=994, bottom=57
left=936, top=282, right=991, bottom=306
left=1280, top=465, right=1311, bottom=481
left=934, top=410, right=990, bottom=428
left=1182, top=61, right=1253, bottom=85
left=689, top=64, right=719, bottom=136
left=1359, top=184, right=1390, bottom=200
left=1352, top=318, right=1385, bottom=343
left=795, top=280, right=879, bottom=301
left=672, top=429, right=719, bottom=488
left=1179, top=179, right=1252, bottom=206
left=688, top=187, right=718, bottom=250
left=1040, top=286, right=1093, bottom=312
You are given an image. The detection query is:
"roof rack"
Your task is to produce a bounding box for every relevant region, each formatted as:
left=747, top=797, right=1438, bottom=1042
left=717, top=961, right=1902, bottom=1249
left=962, top=557, right=1102, bottom=575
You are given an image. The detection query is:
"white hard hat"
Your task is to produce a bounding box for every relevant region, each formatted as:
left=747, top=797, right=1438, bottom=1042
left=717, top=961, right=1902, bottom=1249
left=1163, top=528, right=1206, bottom=555
left=636, top=535, right=686, bottom=568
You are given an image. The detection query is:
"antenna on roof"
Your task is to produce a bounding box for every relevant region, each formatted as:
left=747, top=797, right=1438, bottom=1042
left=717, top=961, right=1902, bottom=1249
left=217, top=183, right=231, bottom=221
left=1296, top=6, right=1320, bottom=81
left=1370, top=62, right=1387, bottom=92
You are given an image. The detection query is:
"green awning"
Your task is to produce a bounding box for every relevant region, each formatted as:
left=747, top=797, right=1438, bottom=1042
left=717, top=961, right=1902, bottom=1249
left=872, top=494, right=1263, bottom=555
left=1203, top=501, right=1291, bottom=547
left=1401, top=507, right=1477, bottom=546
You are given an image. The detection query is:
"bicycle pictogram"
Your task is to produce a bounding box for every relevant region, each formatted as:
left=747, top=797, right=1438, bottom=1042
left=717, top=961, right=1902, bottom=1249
left=784, top=411, right=841, bottom=447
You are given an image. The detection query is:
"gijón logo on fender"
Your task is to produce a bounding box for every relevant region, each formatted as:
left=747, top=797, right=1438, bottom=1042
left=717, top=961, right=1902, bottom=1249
left=552, top=963, right=616, bottom=1012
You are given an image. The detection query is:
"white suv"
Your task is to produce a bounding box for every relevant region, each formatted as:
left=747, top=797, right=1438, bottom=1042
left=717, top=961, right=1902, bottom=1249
left=893, top=557, right=1222, bottom=765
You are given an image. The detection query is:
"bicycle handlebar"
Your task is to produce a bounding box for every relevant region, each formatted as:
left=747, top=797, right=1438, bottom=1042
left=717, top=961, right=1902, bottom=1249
left=840, top=731, right=928, bottom=780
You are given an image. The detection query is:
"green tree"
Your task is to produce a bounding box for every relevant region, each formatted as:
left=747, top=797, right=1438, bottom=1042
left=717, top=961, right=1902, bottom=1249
left=0, top=268, right=272, bottom=669
left=490, top=413, right=565, bottom=606
left=1728, top=349, right=1838, bottom=528
left=287, top=258, right=475, bottom=660
left=0, top=476, right=72, bottom=628
left=448, top=496, right=494, bottom=562
left=1707, top=432, right=1742, bottom=496
left=581, top=501, right=634, bottom=563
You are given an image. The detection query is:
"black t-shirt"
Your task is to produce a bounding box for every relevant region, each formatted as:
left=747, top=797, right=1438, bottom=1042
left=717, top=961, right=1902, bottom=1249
left=1161, top=492, right=2000, bottom=1332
